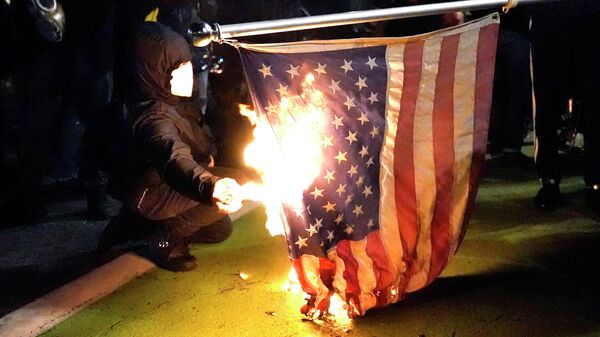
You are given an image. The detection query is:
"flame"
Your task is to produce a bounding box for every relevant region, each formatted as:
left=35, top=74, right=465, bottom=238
left=240, top=73, right=352, bottom=322
left=239, top=73, right=327, bottom=236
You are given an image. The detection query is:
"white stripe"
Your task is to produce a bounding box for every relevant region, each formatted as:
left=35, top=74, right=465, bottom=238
left=448, top=29, right=479, bottom=261
left=379, top=43, right=406, bottom=290
left=328, top=249, right=348, bottom=302
left=350, top=239, right=378, bottom=313
left=406, top=37, right=442, bottom=293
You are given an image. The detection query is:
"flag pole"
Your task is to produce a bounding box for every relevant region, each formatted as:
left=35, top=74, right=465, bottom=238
left=190, top=0, right=561, bottom=46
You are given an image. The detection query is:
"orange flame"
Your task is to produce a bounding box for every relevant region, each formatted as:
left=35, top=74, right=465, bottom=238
left=239, top=73, right=352, bottom=323
left=239, top=73, right=327, bottom=236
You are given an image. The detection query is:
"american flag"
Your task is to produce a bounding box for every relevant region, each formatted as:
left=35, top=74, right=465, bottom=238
left=238, top=14, right=499, bottom=316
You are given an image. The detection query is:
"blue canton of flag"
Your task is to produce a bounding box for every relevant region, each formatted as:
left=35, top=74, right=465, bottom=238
left=241, top=46, right=387, bottom=259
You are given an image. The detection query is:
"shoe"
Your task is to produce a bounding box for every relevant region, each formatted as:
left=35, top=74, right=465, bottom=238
left=97, top=209, right=154, bottom=251
left=189, top=215, right=233, bottom=243
left=151, top=231, right=197, bottom=272
left=585, top=185, right=600, bottom=213
left=85, top=171, right=118, bottom=220
left=534, top=181, right=561, bottom=212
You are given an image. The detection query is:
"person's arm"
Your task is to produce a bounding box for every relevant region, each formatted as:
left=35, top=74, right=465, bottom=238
left=133, top=109, right=219, bottom=204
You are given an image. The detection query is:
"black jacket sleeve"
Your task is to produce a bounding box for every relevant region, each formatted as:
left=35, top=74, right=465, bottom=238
left=132, top=106, right=219, bottom=204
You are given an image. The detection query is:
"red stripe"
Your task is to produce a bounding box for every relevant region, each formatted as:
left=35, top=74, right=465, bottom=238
left=336, top=240, right=362, bottom=314
left=394, top=40, right=424, bottom=289
left=427, top=33, right=461, bottom=284
left=293, top=258, right=318, bottom=296
left=365, top=231, right=395, bottom=307
left=458, top=24, right=499, bottom=246
left=318, top=257, right=336, bottom=290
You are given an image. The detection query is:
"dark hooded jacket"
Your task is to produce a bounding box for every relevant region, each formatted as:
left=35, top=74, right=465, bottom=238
left=120, top=22, right=218, bottom=204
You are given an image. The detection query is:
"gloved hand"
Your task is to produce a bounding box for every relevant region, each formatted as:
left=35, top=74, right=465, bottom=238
left=212, top=177, right=243, bottom=213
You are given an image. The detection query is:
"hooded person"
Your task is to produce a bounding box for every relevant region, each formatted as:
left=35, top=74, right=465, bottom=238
left=99, top=22, right=244, bottom=272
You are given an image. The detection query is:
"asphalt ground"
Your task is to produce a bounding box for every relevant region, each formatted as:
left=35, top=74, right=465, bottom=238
left=1, top=152, right=600, bottom=337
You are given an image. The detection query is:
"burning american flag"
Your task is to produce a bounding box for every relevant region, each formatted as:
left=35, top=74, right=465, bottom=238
left=236, top=14, right=499, bottom=317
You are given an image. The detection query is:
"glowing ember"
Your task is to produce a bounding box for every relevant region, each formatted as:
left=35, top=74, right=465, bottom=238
left=239, top=272, right=250, bottom=280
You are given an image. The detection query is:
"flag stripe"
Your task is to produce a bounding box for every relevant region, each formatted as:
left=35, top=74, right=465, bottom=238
left=458, top=23, right=499, bottom=246
left=365, top=231, right=396, bottom=307
left=350, top=239, right=378, bottom=313
left=327, top=249, right=349, bottom=302
left=427, top=33, right=460, bottom=284
left=336, top=240, right=363, bottom=314
left=392, top=40, right=423, bottom=295
left=448, top=28, right=479, bottom=260
left=407, top=37, right=442, bottom=292
left=379, top=43, right=407, bottom=300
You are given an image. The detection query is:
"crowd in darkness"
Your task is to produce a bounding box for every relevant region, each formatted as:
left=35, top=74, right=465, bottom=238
left=0, top=1, right=598, bottom=259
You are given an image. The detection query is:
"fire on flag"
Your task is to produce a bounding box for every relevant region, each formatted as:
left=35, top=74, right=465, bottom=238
left=236, top=14, right=499, bottom=317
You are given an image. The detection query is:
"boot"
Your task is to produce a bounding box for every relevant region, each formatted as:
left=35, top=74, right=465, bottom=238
left=85, top=171, right=117, bottom=220
left=97, top=208, right=154, bottom=251
left=150, top=229, right=197, bottom=272
left=534, top=180, right=561, bottom=212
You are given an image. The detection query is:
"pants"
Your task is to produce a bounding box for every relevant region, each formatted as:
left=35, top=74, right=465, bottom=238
left=531, top=11, right=600, bottom=185
left=126, top=167, right=247, bottom=239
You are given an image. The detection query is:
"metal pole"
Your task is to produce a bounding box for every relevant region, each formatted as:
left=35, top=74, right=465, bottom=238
left=190, top=0, right=559, bottom=46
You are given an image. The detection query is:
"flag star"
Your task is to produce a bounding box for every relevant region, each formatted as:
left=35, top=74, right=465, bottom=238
left=336, top=184, right=347, bottom=196
left=286, top=64, right=301, bottom=79
left=362, top=185, right=373, bottom=198
left=321, top=135, right=334, bottom=149
left=367, top=91, right=379, bottom=104
left=358, top=145, right=369, bottom=158
left=355, top=176, right=364, bottom=187
left=352, top=204, right=364, bottom=217
left=293, top=206, right=304, bottom=218
left=265, top=102, right=278, bottom=114
left=320, top=241, right=325, bottom=247
left=314, top=218, right=324, bottom=230
left=307, top=205, right=312, bottom=215
left=315, top=62, right=327, bottom=76
left=295, top=236, right=308, bottom=249
left=324, top=170, right=336, bottom=183
left=310, top=186, right=324, bottom=199
left=365, top=56, right=378, bottom=70
left=347, top=165, right=358, bottom=178
left=258, top=63, right=272, bottom=78
left=367, top=218, right=375, bottom=228
left=341, top=59, right=354, bottom=74
left=357, top=112, right=370, bottom=126
left=334, top=213, right=344, bottom=225
left=276, top=83, right=289, bottom=97
left=344, top=224, right=354, bottom=235
left=366, top=157, right=375, bottom=168
left=306, top=224, right=319, bottom=237
left=370, top=126, right=380, bottom=138
left=343, top=96, right=356, bottom=111
left=327, top=230, right=335, bottom=242
left=322, top=201, right=336, bottom=213
left=345, top=131, right=358, bottom=145
left=331, top=115, right=344, bottom=129
left=345, top=193, right=354, bottom=205
left=355, top=76, right=368, bottom=91
left=329, top=79, right=341, bottom=95
left=334, top=151, right=348, bottom=164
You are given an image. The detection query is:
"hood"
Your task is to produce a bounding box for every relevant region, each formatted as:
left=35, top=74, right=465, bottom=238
left=132, top=22, right=192, bottom=105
